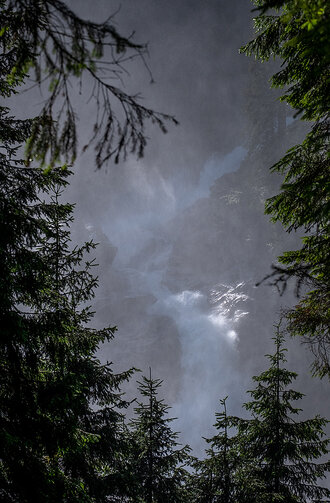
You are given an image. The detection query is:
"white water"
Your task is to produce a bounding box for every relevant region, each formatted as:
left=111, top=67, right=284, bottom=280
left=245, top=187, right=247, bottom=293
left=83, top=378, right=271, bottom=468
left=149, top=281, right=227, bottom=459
left=150, top=285, right=248, bottom=453
left=99, top=146, right=248, bottom=453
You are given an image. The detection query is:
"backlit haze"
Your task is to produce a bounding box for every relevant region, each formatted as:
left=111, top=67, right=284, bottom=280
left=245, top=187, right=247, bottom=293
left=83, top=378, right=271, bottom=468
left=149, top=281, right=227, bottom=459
left=16, top=0, right=330, bottom=455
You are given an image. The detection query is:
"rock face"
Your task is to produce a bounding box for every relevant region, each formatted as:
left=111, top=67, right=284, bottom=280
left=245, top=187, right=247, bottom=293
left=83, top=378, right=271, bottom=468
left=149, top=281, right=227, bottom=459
left=72, top=111, right=328, bottom=452
left=162, top=163, right=283, bottom=373
left=159, top=120, right=318, bottom=391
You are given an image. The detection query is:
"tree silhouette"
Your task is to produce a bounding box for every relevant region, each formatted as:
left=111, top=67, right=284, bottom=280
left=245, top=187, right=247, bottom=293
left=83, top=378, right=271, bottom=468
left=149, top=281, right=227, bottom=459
left=241, top=0, right=330, bottom=378
left=191, top=397, right=240, bottom=503
left=0, top=156, right=133, bottom=501
left=237, top=326, right=329, bottom=502
left=127, top=371, right=190, bottom=502
left=1, top=0, right=177, bottom=169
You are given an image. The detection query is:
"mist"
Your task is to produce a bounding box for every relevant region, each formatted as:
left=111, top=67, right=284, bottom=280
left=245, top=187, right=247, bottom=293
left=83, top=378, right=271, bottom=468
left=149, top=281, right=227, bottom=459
left=15, top=0, right=328, bottom=455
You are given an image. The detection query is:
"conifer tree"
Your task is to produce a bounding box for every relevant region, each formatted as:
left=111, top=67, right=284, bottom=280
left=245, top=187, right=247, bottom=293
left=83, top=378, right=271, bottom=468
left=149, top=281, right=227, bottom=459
left=0, top=1, right=175, bottom=500
left=191, top=397, right=240, bottom=503
left=0, top=158, right=133, bottom=501
left=36, top=171, right=135, bottom=501
left=127, top=371, right=191, bottom=503
left=0, top=114, right=55, bottom=502
left=237, top=326, right=329, bottom=502
left=0, top=90, right=133, bottom=500
left=241, top=0, right=330, bottom=377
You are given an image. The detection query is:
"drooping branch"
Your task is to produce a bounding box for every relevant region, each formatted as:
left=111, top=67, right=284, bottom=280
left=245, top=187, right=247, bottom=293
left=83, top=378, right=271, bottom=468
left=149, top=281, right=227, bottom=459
left=1, top=0, right=178, bottom=169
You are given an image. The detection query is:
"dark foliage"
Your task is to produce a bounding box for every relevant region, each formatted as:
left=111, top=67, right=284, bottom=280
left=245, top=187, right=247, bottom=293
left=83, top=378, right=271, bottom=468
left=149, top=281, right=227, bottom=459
left=190, top=398, right=240, bottom=503
left=127, top=372, right=191, bottom=503
left=0, top=86, right=133, bottom=500
left=0, top=0, right=177, bottom=169
left=0, top=160, right=134, bottom=501
left=237, top=327, right=329, bottom=502
left=241, top=0, right=330, bottom=377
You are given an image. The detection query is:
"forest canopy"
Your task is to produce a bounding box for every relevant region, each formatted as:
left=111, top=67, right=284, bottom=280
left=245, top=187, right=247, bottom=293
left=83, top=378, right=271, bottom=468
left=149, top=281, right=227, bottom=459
left=0, top=0, right=329, bottom=501
left=241, top=0, right=330, bottom=378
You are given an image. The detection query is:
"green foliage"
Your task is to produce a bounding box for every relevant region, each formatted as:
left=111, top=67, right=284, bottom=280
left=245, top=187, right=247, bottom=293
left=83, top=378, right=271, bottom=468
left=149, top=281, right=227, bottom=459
left=191, top=398, right=241, bottom=503
left=0, top=161, right=134, bottom=501
left=189, top=329, right=329, bottom=502
left=241, top=0, right=330, bottom=377
left=237, top=327, right=329, bottom=502
left=241, top=0, right=329, bottom=120
left=0, top=2, right=179, bottom=499
left=127, top=372, right=191, bottom=503
left=0, top=0, right=177, bottom=169
left=265, top=122, right=330, bottom=377
left=0, top=96, right=134, bottom=500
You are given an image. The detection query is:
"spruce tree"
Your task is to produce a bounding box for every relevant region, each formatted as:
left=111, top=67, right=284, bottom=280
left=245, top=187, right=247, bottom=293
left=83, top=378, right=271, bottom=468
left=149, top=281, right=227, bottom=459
left=127, top=371, right=191, bottom=503
left=0, top=159, right=134, bottom=501
left=191, top=397, right=240, bottom=503
left=35, top=171, right=135, bottom=501
left=0, top=114, right=56, bottom=502
left=1, top=1, right=174, bottom=500
left=237, top=327, right=329, bottom=502
left=240, top=0, right=330, bottom=377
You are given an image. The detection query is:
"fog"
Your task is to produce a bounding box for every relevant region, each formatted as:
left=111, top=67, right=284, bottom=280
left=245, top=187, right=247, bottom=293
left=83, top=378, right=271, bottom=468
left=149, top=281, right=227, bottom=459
left=15, top=0, right=329, bottom=455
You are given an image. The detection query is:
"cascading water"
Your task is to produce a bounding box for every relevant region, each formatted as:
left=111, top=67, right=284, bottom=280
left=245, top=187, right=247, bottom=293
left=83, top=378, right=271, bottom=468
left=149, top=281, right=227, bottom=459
left=150, top=285, right=249, bottom=453
left=97, top=146, right=248, bottom=452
